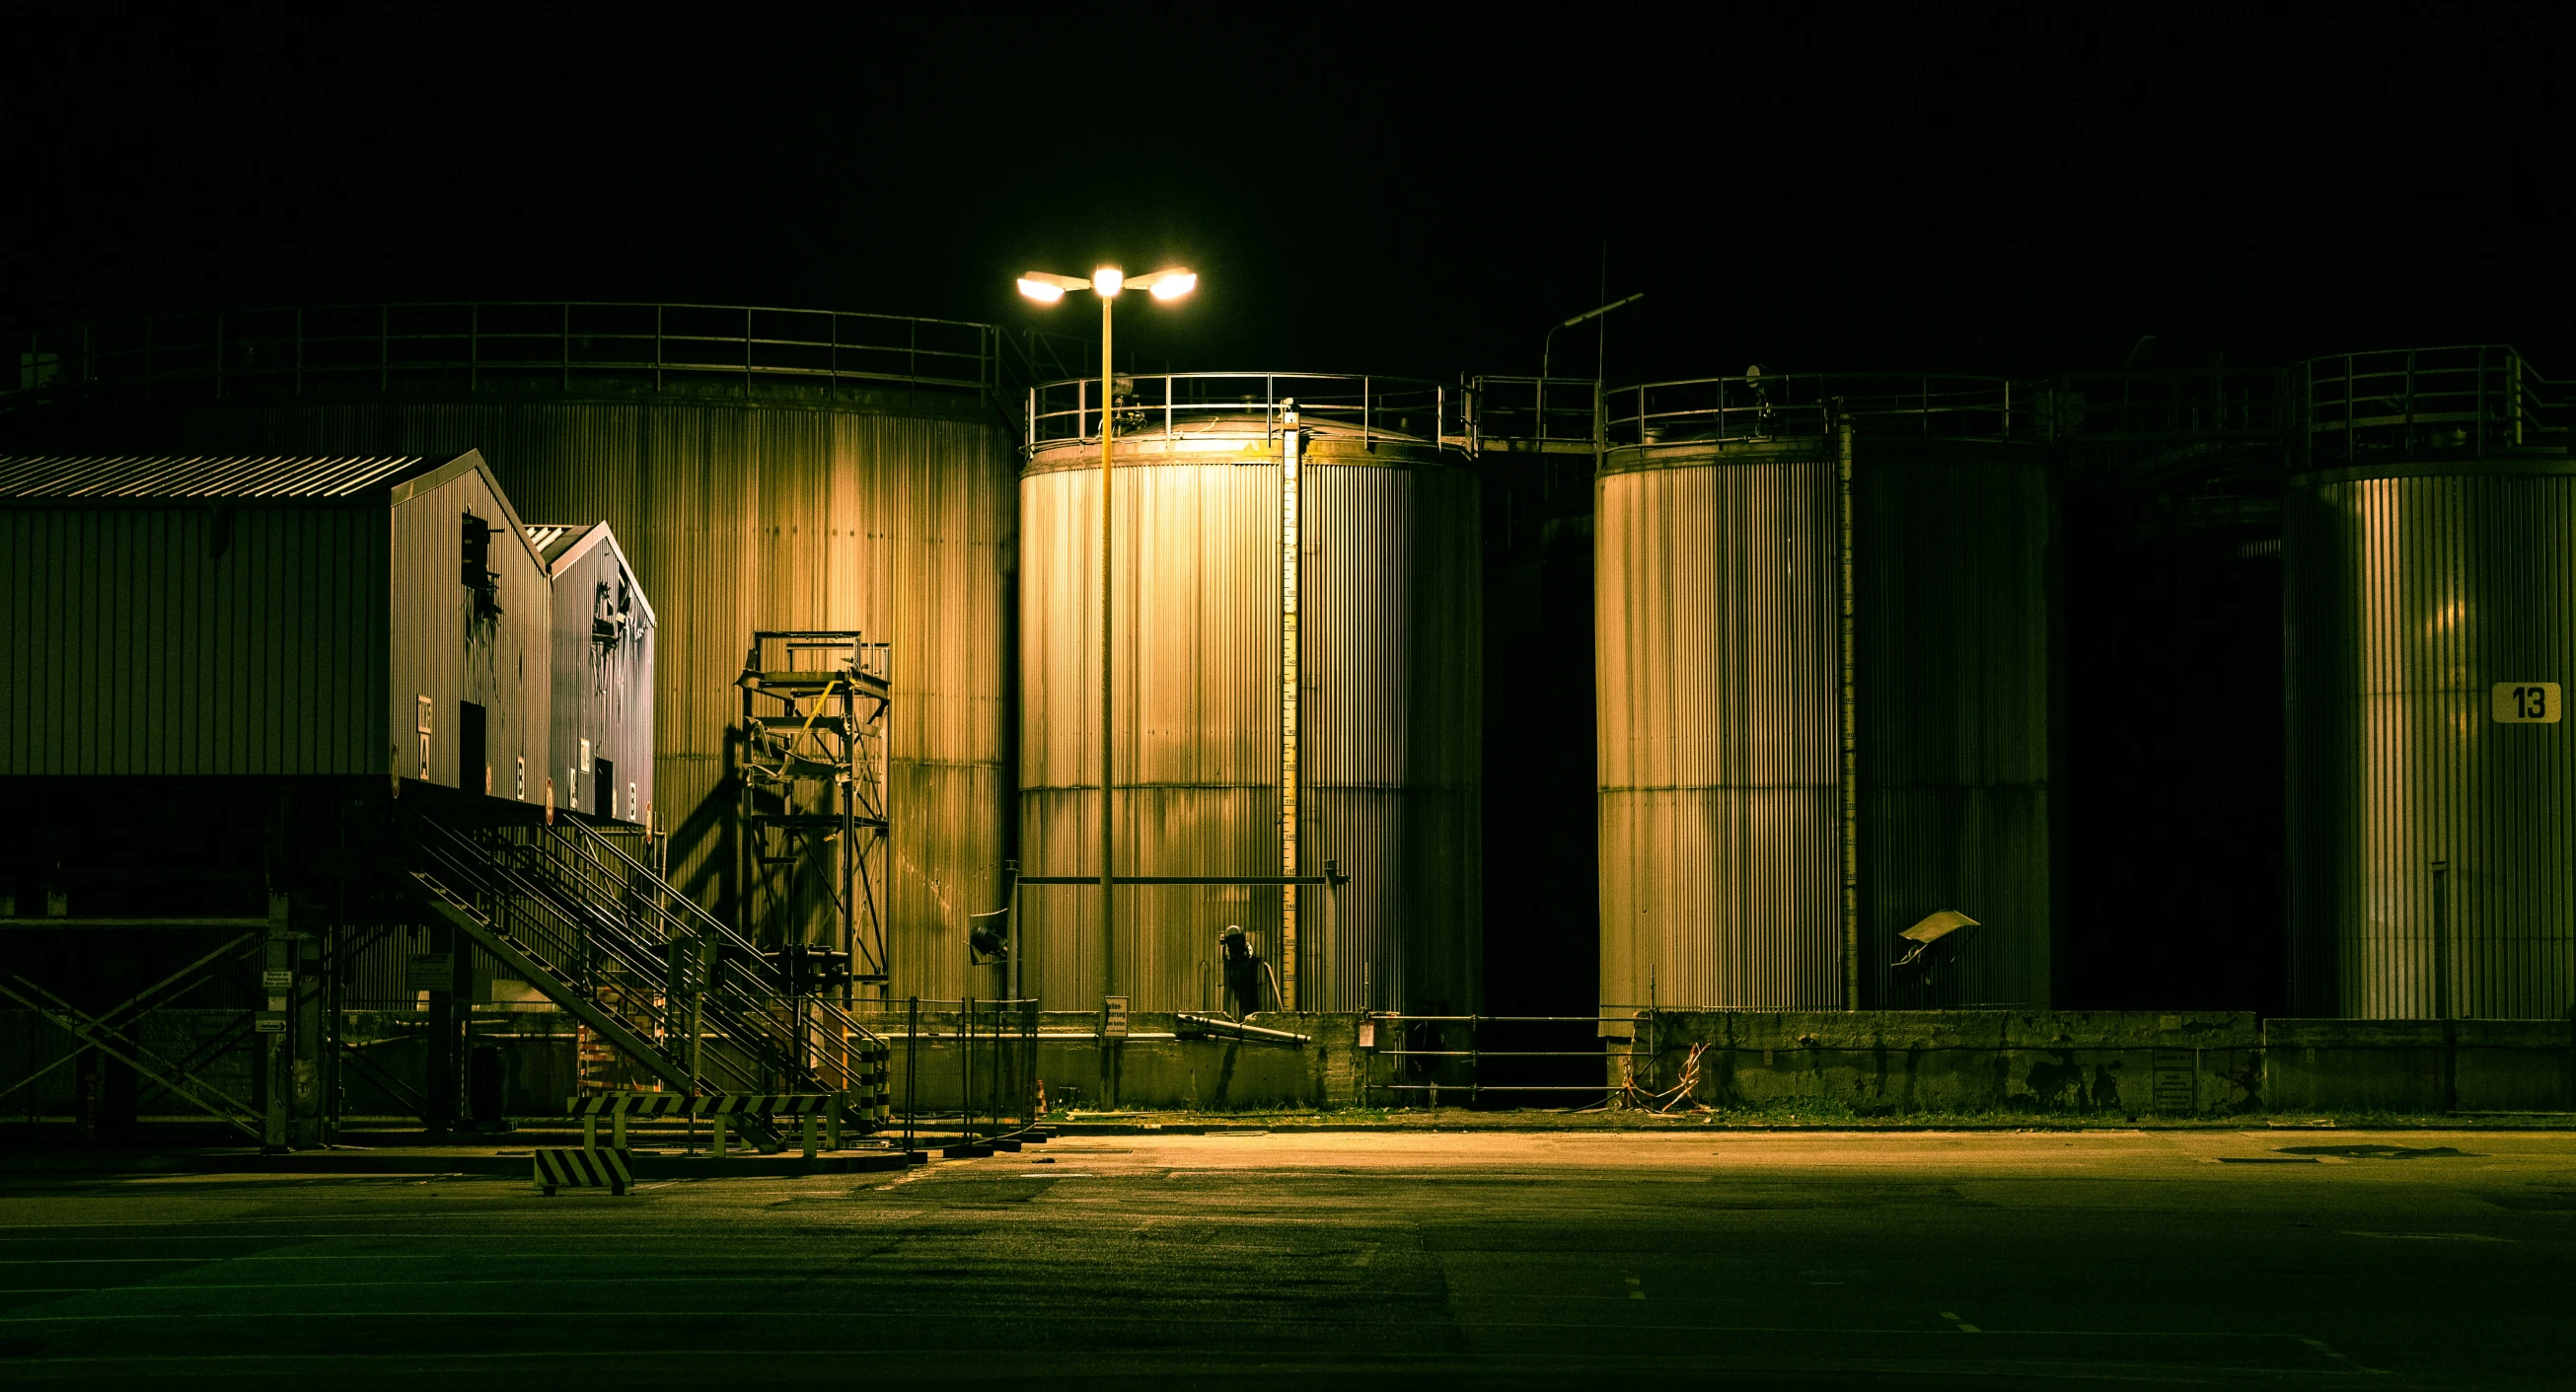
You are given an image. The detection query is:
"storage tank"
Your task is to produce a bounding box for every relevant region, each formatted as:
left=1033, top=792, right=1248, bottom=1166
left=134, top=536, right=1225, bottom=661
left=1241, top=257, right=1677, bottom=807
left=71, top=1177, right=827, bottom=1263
left=2286, top=346, right=2575, bottom=1019
left=1017, top=373, right=1480, bottom=1014
left=1596, top=374, right=2055, bottom=1011
left=0, top=304, right=1014, bottom=1000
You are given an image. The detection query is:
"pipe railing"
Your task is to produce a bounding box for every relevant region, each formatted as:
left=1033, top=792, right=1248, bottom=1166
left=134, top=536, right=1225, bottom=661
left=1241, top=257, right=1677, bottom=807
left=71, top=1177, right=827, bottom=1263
left=1468, top=375, right=1603, bottom=451
left=1025, top=371, right=1472, bottom=454
left=2300, top=344, right=2564, bottom=466
left=1606, top=373, right=2039, bottom=447
left=8, top=301, right=1000, bottom=406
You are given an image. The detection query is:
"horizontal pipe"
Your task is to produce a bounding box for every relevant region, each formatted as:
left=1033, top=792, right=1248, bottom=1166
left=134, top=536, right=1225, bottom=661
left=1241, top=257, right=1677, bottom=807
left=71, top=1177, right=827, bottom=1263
left=1016, top=875, right=1336, bottom=886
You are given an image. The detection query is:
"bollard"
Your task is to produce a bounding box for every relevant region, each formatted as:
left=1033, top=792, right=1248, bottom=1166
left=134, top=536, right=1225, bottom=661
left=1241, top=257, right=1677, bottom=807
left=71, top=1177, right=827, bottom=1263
left=613, top=1108, right=627, bottom=1150
left=711, top=1113, right=730, bottom=1159
left=827, top=1096, right=844, bottom=1151
left=801, top=1110, right=819, bottom=1159
left=582, top=1113, right=598, bottom=1150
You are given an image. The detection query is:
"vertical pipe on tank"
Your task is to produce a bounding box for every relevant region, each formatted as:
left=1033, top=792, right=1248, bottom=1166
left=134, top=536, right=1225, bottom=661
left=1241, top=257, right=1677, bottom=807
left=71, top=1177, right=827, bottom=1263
left=1281, top=403, right=1301, bottom=1009
left=1838, top=420, right=1860, bottom=1009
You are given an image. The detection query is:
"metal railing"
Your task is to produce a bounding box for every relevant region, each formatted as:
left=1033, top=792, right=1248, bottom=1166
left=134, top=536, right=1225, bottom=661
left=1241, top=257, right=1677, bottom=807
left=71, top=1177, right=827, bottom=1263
left=1025, top=371, right=1471, bottom=454
left=846, top=996, right=1040, bottom=1153
left=1469, top=376, right=1603, bottom=452
left=1360, top=1013, right=1616, bottom=1106
left=1606, top=373, right=2042, bottom=447
left=2049, top=367, right=2295, bottom=442
left=8, top=301, right=1001, bottom=406
left=2301, top=344, right=2565, bottom=466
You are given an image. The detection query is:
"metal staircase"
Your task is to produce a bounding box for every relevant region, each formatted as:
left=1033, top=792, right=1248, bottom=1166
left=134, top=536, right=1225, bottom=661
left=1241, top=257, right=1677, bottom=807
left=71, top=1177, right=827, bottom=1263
left=404, top=808, right=889, bottom=1140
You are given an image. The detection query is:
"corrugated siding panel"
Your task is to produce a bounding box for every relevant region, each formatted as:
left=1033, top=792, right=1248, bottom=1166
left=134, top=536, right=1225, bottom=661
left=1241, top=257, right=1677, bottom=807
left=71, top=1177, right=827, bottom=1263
left=1854, top=442, right=2055, bottom=1006
left=551, top=533, right=655, bottom=821
left=31, top=399, right=1014, bottom=1004
left=1020, top=461, right=1282, bottom=1011
left=0, top=505, right=386, bottom=774
left=389, top=470, right=549, bottom=798
left=1595, top=449, right=1842, bottom=1009
left=1304, top=459, right=1482, bottom=1013
left=2287, top=463, right=2576, bottom=1019
left=1019, top=446, right=1483, bottom=1015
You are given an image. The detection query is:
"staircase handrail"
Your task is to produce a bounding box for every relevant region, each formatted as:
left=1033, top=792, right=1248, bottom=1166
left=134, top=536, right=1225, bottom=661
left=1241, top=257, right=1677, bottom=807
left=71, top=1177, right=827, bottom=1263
left=409, top=807, right=883, bottom=1097
left=551, top=814, right=887, bottom=1058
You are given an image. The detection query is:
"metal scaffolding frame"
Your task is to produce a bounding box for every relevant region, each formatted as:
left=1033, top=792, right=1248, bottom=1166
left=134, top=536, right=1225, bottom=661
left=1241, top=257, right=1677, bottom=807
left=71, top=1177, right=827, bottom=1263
left=737, top=631, right=892, bottom=998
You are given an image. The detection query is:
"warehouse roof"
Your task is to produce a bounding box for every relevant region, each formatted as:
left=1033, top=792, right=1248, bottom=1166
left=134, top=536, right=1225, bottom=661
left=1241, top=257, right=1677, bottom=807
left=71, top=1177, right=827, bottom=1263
left=0, top=454, right=440, bottom=500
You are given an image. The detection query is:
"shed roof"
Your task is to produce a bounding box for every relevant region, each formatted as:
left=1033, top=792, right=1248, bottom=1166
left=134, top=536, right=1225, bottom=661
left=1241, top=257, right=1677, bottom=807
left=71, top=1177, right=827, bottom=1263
left=0, top=454, right=438, bottom=500
left=524, top=523, right=579, bottom=558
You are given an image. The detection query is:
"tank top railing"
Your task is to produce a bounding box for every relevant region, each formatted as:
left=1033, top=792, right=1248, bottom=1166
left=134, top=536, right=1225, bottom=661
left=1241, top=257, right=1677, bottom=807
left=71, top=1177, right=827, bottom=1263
left=1606, top=373, right=2039, bottom=447
left=6, top=302, right=1000, bottom=407
left=1025, top=371, right=1471, bottom=453
left=2301, top=345, right=2565, bottom=466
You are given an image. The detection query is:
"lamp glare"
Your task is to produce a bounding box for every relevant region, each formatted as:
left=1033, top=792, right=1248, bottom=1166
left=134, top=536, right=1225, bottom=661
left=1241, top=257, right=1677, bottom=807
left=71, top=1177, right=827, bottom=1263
left=1149, top=272, right=1198, bottom=301
left=1017, top=278, right=1066, bottom=304
left=1093, top=266, right=1125, bottom=297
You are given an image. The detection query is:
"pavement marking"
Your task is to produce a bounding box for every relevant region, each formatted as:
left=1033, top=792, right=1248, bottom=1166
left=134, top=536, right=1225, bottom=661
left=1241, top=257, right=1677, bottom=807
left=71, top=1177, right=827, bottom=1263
left=2337, top=1231, right=2510, bottom=1242
left=1939, top=1310, right=1982, bottom=1334
left=2300, top=1337, right=2391, bottom=1375
left=0, top=1255, right=448, bottom=1266
left=1624, top=1276, right=1645, bottom=1301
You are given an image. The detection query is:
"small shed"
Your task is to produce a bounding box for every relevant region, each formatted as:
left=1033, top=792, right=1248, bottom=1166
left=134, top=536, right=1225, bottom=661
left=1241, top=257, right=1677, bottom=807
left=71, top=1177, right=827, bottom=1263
left=0, top=451, right=551, bottom=799
left=529, top=522, right=656, bottom=825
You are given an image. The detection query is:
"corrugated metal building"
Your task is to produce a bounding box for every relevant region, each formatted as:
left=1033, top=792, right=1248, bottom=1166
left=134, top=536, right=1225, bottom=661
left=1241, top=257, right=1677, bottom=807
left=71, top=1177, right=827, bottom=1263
left=1, top=304, right=1016, bottom=1003
left=1018, top=374, right=1482, bottom=1015
left=532, top=522, right=656, bottom=824
left=0, top=451, right=552, bottom=798
left=1595, top=376, right=2055, bottom=1011
left=2286, top=346, right=2575, bottom=1019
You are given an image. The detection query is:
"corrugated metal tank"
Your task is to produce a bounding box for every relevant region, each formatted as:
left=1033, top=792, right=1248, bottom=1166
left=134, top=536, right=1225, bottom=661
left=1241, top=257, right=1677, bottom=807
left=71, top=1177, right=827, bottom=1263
left=1596, top=376, right=2055, bottom=1011
left=2286, top=346, right=2576, bottom=1019
left=538, top=523, right=656, bottom=824
left=1018, top=374, right=1481, bottom=1014
left=0, top=305, right=1015, bottom=1004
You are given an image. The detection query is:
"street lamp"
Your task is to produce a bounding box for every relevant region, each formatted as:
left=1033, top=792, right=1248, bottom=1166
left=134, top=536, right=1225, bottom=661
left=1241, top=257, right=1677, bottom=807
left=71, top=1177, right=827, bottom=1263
left=1019, top=263, right=1196, bottom=1005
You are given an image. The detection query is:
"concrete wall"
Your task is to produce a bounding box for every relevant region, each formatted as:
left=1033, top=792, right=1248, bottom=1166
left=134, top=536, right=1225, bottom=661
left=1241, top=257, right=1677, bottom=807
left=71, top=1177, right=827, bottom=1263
left=2265, top=1018, right=2576, bottom=1115
left=1632, top=1010, right=2264, bottom=1117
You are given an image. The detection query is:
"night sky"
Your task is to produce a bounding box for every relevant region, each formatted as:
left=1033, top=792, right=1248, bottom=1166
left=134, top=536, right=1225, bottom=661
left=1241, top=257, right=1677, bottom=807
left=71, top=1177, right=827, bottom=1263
left=7, top=7, right=2570, bottom=384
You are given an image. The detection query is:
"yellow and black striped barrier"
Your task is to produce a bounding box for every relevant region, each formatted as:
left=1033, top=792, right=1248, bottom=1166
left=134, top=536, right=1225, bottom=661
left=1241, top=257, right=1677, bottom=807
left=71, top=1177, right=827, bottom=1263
left=563, top=1091, right=884, bottom=1156
left=534, top=1146, right=633, bottom=1196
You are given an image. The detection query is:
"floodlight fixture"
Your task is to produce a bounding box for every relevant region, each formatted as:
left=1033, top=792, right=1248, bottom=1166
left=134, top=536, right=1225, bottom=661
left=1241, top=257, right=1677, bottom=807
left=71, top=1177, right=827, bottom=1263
left=1131, top=267, right=1198, bottom=300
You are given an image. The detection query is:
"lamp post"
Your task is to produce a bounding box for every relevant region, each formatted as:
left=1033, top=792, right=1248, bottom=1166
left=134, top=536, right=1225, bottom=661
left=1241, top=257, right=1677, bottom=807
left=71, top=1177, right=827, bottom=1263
left=1017, top=264, right=1197, bottom=1005
left=1541, top=291, right=1644, bottom=380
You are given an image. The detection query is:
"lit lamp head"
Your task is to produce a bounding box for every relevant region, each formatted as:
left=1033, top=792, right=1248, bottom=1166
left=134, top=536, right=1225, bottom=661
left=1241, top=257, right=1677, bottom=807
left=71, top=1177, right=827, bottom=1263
left=1016, top=270, right=1091, bottom=304
left=1133, top=267, right=1197, bottom=301
left=1018, top=266, right=1194, bottom=306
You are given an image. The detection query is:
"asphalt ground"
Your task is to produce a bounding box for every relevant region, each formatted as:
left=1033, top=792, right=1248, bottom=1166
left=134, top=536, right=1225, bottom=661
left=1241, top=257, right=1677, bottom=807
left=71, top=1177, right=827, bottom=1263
left=0, top=1130, right=2566, bottom=1389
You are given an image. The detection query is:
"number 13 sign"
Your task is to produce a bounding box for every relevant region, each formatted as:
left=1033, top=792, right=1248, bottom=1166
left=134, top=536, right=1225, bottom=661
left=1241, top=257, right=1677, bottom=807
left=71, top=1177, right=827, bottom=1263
left=2492, top=682, right=2563, bottom=724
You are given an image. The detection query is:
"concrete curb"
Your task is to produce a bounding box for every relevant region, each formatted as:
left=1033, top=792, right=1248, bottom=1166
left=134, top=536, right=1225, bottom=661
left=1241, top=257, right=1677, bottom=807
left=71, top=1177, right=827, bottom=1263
left=0, top=1148, right=921, bottom=1179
